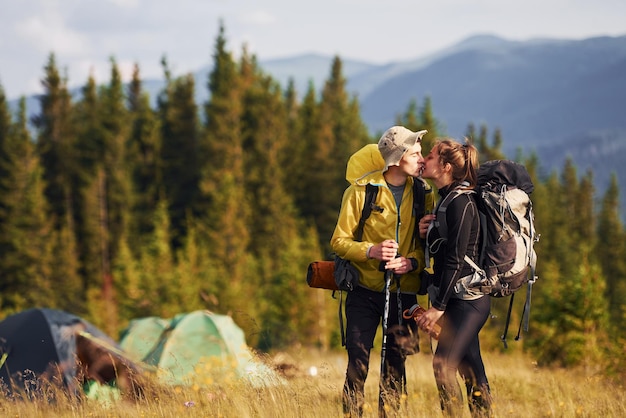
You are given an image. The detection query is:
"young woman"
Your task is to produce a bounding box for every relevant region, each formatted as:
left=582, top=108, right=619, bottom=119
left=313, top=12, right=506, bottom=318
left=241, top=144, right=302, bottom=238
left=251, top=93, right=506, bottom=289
left=416, top=138, right=493, bottom=417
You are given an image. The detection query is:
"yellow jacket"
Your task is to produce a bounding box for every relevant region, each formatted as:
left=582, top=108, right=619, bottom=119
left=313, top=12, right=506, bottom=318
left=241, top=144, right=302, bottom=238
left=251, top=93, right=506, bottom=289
left=330, top=144, right=435, bottom=293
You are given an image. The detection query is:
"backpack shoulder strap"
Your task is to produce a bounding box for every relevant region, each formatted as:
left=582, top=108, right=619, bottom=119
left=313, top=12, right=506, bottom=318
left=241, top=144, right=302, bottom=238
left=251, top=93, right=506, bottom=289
left=412, top=177, right=429, bottom=220
left=354, top=183, right=379, bottom=242
left=425, top=185, right=472, bottom=267
left=434, top=186, right=474, bottom=240
left=412, top=177, right=432, bottom=245
left=339, top=182, right=378, bottom=347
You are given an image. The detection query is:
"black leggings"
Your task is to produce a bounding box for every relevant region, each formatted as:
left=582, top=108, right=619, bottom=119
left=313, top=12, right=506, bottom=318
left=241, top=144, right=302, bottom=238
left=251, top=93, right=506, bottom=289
left=342, top=286, right=419, bottom=416
left=433, top=296, right=491, bottom=415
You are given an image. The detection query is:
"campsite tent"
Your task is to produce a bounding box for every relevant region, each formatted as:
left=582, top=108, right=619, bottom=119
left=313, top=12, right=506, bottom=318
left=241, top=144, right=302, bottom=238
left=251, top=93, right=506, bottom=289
left=119, top=310, right=283, bottom=387
left=0, top=307, right=138, bottom=399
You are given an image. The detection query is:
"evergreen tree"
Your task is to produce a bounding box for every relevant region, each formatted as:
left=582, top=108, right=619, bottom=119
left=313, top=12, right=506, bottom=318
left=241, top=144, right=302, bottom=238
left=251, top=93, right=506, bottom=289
left=158, top=60, right=200, bottom=248
left=72, top=73, right=113, bottom=326
left=112, top=198, right=176, bottom=323
left=465, top=123, right=477, bottom=145
left=526, top=158, right=610, bottom=370
left=49, top=221, right=83, bottom=313
left=576, top=171, right=596, bottom=243
left=396, top=99, right=420, bottom=131
left=0, top=98, right=55, bottom=311
left=195, top=23, right=251, bottom=318
left=287, top=81, right=318, bottom=221
left=280, top=78, right=305, bottom=203
left=418, top=96, right=441, bottom=151
left=238, top=53, right=320, bottom=348
left=100, top=58, right=132, bottom=260
left=555, top=159, right=580, bottom=278
left=126, top=64, right=162, bottom=247
left=597, top=174, right=626, bottom=331
left=531, top=245, right=609, bottom=369
left=33, top=53, right=76, bottom=229
left=173, top=220, right=211, bottom=314
left=396, top=97, right=442, bottom=153
left=472, top=124, right=506, bottom=162
left=87, top=59, right=133, bottom=332
left=299, top=57, right=370, bottom=253
left=0, top=84, right=12, bottom=224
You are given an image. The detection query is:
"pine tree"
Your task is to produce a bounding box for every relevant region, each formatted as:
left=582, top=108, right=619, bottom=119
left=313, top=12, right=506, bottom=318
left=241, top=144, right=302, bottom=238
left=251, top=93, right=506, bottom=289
left=238, top=52, right=321, bottom=348
left=556, top=159, right=580, bottom=278
left=0, top=84, right=12, bottom=225
left=472, top=124, right=506, bottom=162
left=0, top=97, right=55, bottom=311
left=198, top=23, right=250, bottom=314
left=396, top=99, right=420, bottom=131
left=418, top=97, right=441, bottom=151
left=173, top=220, right=210, bottom=314
left=597, top=174, right=626, bottom=331
left=33, top=53, right=76, bottom=230
left=396, top=97, right=442, bottom=153
left=299, top=56, right=371, bottom=253
left=88, top=59, right=133, bottom=332
left=126, top=63, right=162, bottom=247
left=158, top=59, right=200, bottom=248
left=287, top=82, right=318, bottom=221
left=100, top=58, right=132, bottom=260
left=281, top=79, right=306, bottom=202
left=72, top=74, right=110, bottom=315
left=576, top=171, right=596, bottom=243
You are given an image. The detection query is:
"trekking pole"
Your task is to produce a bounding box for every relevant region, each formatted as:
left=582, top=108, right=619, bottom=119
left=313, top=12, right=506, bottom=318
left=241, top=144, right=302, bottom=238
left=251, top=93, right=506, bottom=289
left=378, top=268, right=394, bottom=417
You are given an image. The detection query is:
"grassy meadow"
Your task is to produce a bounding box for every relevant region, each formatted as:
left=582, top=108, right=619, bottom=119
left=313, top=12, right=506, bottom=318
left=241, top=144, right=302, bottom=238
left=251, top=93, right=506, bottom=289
left=0, top=347, right=624, bottom=418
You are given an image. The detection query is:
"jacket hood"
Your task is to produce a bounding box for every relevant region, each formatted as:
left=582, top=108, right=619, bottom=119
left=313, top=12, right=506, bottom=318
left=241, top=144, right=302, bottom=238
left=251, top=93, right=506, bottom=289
left=346, top=144, right=385, bottom=185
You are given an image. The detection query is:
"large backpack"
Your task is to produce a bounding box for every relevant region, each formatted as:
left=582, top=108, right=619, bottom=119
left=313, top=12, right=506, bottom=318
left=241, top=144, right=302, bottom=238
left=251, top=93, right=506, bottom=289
left=435, top=160, right=539, bottom=346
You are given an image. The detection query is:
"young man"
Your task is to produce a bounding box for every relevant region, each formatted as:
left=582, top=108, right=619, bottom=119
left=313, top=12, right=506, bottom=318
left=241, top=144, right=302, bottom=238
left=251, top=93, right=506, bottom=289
left=331, top=126, right=435, bottom=417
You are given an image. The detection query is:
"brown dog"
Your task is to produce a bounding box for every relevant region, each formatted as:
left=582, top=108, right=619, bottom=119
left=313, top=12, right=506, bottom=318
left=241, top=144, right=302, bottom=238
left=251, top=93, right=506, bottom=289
left=73, top=326, right=146, bottom=400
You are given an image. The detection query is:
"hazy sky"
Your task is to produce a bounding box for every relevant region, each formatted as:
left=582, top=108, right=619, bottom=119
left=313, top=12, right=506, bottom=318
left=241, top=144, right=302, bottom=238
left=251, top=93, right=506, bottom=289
left=1, top=0, right=625, bottom=99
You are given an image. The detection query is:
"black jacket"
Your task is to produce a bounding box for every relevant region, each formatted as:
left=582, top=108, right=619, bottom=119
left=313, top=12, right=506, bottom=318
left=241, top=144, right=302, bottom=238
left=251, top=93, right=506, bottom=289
left=427, top=183, right=481, bottom=310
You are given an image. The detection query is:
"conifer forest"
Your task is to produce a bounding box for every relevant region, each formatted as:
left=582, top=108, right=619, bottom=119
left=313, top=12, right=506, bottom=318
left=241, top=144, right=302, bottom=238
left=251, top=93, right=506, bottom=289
left=0, top=24, right=624, bottom=381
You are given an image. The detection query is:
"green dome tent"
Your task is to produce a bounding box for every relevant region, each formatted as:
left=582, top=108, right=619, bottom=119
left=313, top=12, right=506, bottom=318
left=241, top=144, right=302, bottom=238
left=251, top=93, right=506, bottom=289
left=119, top=310, right=284, bottom=387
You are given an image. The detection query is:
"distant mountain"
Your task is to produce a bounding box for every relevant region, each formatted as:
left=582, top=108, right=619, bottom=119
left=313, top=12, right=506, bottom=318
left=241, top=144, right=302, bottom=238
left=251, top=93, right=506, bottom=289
left=9, top=34, right=626, bottom=215
left=260, top=34, right=626, bottom=212
left=357, top=35, right=626, bottom=149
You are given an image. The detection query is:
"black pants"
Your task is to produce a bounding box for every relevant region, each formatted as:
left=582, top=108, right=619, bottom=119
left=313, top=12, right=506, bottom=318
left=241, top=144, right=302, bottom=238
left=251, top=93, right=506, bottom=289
left=433, top=296, right=492, bottom=417
left=342, top=285, right=418, bottom=417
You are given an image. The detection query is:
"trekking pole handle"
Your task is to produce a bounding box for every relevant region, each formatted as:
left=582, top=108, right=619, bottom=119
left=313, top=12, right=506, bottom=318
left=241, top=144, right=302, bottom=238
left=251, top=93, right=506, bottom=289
left=402, top=303, right=441, bottom=340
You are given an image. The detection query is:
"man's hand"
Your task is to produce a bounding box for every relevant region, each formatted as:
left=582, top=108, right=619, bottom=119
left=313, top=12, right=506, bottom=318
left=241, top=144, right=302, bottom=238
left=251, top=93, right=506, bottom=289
left=384, top=255, right=414, bottom=274
left=368, top=239, right=398, bottom=261
left=419, top=214, right=436, bottom=239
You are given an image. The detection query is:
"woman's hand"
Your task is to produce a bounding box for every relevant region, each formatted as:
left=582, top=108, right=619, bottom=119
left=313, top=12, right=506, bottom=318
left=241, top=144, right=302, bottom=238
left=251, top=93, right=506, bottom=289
left=415, top=306, right=444, bottom=335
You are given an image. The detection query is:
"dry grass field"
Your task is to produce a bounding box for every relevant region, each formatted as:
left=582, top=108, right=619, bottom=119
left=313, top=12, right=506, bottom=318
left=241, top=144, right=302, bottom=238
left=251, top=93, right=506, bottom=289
left=0, top=347, right=624, bottom=418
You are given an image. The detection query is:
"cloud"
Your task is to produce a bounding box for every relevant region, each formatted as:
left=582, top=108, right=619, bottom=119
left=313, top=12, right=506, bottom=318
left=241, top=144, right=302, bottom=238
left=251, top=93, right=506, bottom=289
left=2, top=0, right=625, bottom=100
left=106, top=0, right=141, bottom=8
left=15, top=10, right=87, bottom=55
left=239, top=10, right=277, bottom=25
